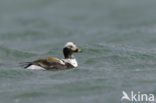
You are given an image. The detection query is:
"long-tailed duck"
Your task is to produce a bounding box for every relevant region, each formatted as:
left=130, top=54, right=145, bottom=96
left=24, top=42, right=81, bottom=70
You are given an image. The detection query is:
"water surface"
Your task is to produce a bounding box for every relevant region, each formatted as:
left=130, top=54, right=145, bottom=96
left=0, top=0, right=156, bottom=103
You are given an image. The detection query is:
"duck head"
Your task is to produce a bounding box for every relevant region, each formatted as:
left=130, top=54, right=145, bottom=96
left=63, top=42, right=81, bottom=59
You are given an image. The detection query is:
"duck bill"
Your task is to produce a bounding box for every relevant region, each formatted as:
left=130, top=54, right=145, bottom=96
left=75, top=48, right=81, bottom=53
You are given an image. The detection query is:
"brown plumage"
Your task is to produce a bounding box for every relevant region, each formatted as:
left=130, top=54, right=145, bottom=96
left=24, top=57, right=74, bottom=70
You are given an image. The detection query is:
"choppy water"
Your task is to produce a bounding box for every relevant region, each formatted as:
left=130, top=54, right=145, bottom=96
left=1, top=0, right=156, bottom=103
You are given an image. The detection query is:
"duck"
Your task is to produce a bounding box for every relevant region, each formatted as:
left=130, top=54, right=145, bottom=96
left=24, top=42, right=81, bottom=70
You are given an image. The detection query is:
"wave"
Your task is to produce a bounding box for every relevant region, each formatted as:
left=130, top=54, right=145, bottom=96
left=83, top=43, right=156, bottom=70
left=0, top=46, right=37, bottom=59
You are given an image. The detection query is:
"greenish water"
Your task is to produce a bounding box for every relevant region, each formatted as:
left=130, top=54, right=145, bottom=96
left=1, top=0, right=156, bottom=103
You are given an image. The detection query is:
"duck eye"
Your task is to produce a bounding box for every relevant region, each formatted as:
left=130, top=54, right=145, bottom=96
left=68, top=45, right=73, bottom=48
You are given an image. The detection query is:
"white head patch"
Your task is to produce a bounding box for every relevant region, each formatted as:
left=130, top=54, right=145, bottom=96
left=64, top=42, right=77, bottom=48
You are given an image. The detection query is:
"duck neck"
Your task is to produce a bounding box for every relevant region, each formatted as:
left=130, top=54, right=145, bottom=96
left=64, top=54, right=73, bottom=59
left=63, top=47, right=73, bottom=59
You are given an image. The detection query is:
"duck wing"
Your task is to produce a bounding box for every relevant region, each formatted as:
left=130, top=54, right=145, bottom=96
left=24, top=57, right=67, bottom=70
